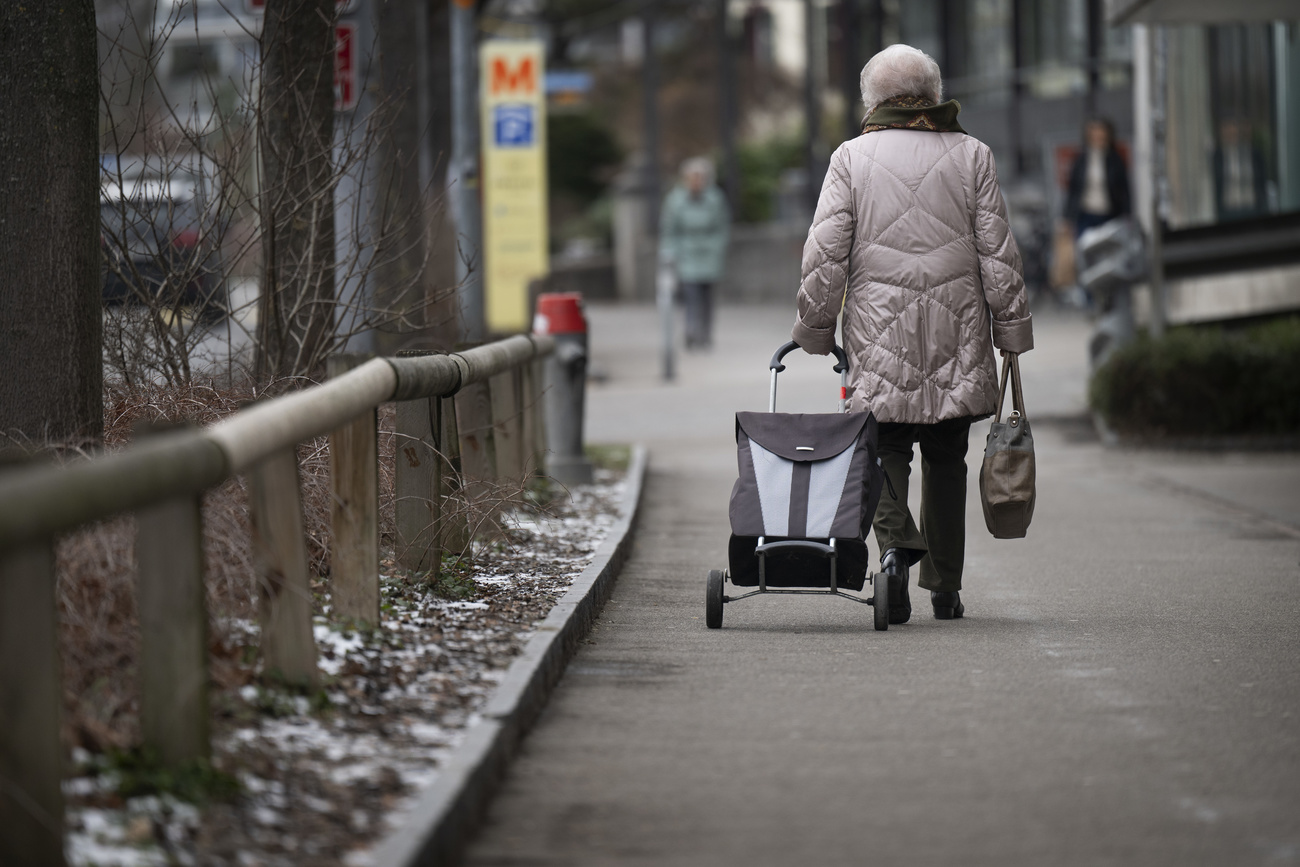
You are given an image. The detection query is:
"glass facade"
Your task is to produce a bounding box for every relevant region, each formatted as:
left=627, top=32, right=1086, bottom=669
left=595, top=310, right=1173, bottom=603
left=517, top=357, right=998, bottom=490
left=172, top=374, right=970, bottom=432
left=898, top=0, right=944, bottom=62
left=867, top=0, right=1133, bottom=108
left=1018, top=0, right=1088, bottom=96
left=963, top=0, right=1015, bottom=103
left=1165, top=22, right=1300, bottom=229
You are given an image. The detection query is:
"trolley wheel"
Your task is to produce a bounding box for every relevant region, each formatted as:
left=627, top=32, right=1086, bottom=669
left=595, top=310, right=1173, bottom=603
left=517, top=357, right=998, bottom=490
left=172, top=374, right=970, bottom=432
left=706, top=569, right=725, bottom=629
left=873, top=571, right=889, bottom=631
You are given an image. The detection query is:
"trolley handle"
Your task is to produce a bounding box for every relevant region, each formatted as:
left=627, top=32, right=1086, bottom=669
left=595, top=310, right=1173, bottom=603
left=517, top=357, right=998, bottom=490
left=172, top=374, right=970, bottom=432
left=770, top=340, right=849, bottom=374
left=768, top=340, right=851, bottom=414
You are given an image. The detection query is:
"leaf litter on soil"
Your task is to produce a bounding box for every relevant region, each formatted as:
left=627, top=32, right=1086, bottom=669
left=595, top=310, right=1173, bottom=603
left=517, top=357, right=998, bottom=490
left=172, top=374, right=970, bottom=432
left=54, top=379, right=627, bottom=866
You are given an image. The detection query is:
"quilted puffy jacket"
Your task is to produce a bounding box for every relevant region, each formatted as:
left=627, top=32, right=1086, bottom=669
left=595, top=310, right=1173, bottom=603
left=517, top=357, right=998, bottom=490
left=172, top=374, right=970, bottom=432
left=792, top=129, right=1033, bottom=424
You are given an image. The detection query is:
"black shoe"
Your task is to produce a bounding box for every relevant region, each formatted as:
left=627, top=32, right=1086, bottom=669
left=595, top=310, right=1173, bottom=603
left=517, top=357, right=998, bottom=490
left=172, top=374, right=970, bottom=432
left=881, top=548, right=911, bottom=625
left=931, top=591, right=964, bottom=620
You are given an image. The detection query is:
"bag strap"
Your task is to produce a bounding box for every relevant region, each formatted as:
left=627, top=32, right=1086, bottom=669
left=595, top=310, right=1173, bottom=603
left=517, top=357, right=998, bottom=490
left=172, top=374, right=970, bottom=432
left=993, top=352, right=1027, bottom=423
left=994, top=353, right=1011, bottom=422
left=1009, top=353, right=1027, bottom=418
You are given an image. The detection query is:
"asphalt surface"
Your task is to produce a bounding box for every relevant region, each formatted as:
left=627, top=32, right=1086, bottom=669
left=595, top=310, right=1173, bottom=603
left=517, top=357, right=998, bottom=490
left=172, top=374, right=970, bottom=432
left=463, top=303, right=1300, bottom=866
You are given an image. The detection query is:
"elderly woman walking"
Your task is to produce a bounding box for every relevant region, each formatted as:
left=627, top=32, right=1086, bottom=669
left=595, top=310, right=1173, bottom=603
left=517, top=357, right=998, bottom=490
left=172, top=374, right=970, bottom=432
left=792, top=44, right=1033, bottom=624
left=660, top=157, right=730, bottom=350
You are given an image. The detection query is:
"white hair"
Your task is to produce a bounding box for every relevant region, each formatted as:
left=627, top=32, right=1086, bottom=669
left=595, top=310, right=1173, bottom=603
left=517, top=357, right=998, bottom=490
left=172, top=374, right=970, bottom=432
left=859, top=44, right=943, bottom=115
left=680, top=156, right=714, bottom=185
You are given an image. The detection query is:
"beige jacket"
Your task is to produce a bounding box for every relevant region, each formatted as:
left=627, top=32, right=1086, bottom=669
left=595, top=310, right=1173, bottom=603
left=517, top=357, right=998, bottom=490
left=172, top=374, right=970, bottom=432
left=792, top=129, right=1033, bottom=424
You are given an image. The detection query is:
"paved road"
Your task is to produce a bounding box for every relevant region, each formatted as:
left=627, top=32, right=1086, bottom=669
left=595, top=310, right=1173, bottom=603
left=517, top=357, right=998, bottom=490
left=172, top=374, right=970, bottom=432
left=464, top=303, right=1300, bottom=866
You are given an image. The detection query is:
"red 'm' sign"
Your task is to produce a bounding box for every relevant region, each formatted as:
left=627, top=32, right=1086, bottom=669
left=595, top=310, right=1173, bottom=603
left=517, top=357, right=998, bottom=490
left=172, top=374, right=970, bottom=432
left=490, top=57, right=536, bottom=96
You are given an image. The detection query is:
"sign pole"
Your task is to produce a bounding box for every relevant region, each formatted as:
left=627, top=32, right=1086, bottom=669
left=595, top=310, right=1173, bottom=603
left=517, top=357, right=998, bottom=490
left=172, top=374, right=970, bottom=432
left=641, top=4, right=660, bottom=233
left=334, top=0, right=377, bottom=354
left=1148, top=24, right=1168, bottom=339
left=657, top=260, right=675, bottom=381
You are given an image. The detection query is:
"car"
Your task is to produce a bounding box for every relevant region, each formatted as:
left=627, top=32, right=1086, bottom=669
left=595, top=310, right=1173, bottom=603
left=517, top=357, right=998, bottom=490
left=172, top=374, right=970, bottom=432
left=100, top=154, right=227, bottom=320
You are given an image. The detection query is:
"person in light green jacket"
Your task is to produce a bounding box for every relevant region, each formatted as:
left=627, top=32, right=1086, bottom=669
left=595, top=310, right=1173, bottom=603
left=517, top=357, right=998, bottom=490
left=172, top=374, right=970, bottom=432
left=660, top=157, right=730, bottom=349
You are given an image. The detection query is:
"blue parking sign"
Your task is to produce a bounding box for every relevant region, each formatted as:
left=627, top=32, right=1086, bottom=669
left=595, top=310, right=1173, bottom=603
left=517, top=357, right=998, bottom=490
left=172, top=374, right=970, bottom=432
left=494, top=104, right=534, bottom=147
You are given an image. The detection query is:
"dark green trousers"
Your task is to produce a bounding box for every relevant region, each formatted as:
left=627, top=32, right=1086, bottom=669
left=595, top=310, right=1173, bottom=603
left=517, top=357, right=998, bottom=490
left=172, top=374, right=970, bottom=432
left=872, top=417, right=974, bottom=593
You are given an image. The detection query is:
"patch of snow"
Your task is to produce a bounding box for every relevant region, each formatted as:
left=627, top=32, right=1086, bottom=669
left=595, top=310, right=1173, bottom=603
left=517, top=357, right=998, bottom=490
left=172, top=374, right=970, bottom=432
left=66, top=467, right=628, bottom=866
left=67, top=807, right=173, bottom=867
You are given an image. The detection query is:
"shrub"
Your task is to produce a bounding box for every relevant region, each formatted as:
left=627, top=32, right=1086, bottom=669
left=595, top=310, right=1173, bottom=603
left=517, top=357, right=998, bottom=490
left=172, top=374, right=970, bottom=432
left=736, top=136, right=802, bottom=223
left=547, top=110, right=624, bottom=207
left=1089, top=315, right=1300, bottom=437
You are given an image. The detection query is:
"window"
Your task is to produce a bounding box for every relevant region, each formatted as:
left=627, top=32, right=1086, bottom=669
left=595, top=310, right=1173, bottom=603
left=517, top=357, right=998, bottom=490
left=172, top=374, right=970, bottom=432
left=899, top=0, right=943, bottom=63
left=1165, top=21, right=1300, bottom=229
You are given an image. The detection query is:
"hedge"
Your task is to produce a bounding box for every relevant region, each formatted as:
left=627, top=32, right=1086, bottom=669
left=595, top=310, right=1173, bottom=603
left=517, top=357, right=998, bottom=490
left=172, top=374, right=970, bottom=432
left=1089, top=315, right=1300, bottom=437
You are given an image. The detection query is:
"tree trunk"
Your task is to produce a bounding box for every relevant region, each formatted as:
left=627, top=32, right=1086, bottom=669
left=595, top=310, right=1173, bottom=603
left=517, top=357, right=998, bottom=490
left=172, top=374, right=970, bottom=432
left=257, top=0, right=338, bottom=381
left=0, top=1, right=102, bottom=447
left=374, top=0, right=434, bottom=355
left=425, top=0, right=462, bottom=350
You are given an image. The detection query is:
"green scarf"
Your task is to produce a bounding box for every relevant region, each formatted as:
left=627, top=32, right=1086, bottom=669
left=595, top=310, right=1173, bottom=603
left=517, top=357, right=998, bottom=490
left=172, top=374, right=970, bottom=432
left=862, top=96, right=966, bottom=135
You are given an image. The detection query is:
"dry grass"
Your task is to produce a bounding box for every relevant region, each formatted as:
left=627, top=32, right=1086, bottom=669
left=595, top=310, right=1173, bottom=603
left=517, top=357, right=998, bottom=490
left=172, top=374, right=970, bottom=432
left=40, top=374, right=623, bottom=865
left=44, top=374, right=547, bottom=768
left=53, top=378, right=538, bottom=757
left=55, top=378, right=410, bottom=753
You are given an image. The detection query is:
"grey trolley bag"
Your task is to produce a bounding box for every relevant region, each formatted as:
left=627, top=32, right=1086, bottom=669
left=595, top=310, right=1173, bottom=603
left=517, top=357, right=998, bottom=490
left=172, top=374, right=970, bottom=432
left=705, top=341, right=890, bottom=630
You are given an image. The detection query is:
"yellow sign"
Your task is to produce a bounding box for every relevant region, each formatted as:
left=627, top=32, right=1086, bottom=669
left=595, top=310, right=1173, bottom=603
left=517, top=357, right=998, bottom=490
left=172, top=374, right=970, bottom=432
left=481, top=40, right=549, bottom=334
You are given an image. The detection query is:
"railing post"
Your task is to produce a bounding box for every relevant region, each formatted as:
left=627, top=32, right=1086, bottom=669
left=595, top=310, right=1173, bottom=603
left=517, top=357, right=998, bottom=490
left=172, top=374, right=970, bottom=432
left=489, top=369, right=524, bottom=481
left=439, top=395, right=472, bottom=557
left=519, top=362, right=537, bottom=478
left=327, top=355, right=380, bottom=626
left=0, top=539, right=66, bottom=866
left=526, top=357, right=548, bottom=478
left=247, top=448, right=319, bottom=689
left=394, top=352, right=442, bottom=578
left=136, top=491, right=209, bottom=766
left=455, top=378, right=498, bottom=526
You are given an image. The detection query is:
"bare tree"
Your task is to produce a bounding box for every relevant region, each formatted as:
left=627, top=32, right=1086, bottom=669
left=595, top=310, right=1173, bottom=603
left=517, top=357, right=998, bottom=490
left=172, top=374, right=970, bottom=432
left=0, top=1, right=103, bottom=447
left=374, top=0, right=443, bottom=354
left=256, top=0, right=338, bottom=381
left=94, top=2, right=460, bottom=388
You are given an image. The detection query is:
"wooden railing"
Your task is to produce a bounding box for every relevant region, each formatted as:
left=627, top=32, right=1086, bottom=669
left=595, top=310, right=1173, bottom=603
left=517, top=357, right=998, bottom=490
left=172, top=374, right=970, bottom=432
left=0, top=334, right=555, bottom=865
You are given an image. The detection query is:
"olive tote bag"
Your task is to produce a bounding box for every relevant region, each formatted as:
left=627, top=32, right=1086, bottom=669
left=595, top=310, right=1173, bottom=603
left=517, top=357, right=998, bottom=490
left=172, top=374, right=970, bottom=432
left=980, top=352, right=1036, bottom=539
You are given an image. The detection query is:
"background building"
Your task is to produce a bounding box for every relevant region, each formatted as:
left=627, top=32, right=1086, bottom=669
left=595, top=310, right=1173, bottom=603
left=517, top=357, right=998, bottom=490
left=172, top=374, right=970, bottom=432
left=1113, top=1, right=1300, bottom=325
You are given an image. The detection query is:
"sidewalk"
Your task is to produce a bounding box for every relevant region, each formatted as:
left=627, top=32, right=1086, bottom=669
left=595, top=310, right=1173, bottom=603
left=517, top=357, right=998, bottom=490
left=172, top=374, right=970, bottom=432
left=464, top=303, right=1300, bottom=866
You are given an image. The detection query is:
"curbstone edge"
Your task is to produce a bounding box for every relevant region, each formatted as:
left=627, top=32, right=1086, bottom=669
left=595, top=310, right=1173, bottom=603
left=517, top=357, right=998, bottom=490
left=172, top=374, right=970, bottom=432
left=372, top=445, right=649, bottom=867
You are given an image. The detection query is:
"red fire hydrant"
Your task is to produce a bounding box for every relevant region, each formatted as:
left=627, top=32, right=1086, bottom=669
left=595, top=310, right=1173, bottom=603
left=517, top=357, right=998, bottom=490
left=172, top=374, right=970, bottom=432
left=533, top=293, right=593, bottom=485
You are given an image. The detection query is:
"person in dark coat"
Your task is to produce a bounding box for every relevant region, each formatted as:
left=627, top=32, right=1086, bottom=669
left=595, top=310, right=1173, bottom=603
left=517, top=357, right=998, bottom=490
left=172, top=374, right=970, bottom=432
left=1212, top=118, right=1270, bottom=221
left=1063, top=118, right=1131, bottom=238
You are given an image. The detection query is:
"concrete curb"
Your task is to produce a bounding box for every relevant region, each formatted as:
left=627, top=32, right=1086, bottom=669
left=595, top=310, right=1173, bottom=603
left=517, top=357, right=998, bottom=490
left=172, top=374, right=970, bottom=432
left=372, top=445, right=649, bottom=867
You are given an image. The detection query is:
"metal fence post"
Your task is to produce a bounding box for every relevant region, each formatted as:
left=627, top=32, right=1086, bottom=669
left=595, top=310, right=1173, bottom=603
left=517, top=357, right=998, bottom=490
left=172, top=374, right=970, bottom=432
left=327, top=355, right=380, bottom=625
left=248, top=448, right=319, bottom=689
left=0, top=539, right=65, bottom=866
